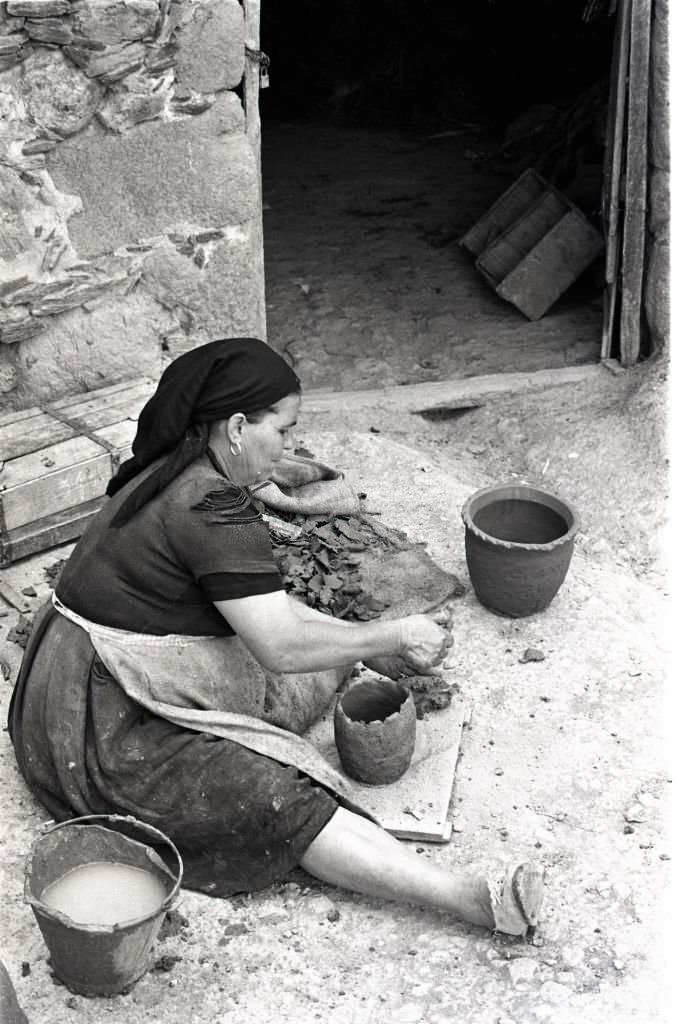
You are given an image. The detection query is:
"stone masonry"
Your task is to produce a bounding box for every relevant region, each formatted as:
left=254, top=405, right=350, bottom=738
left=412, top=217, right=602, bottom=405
left=0, top=0, right=264, bottom=410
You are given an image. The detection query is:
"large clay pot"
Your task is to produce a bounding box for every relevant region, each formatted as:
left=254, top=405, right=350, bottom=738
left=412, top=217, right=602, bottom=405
left=462, top=483, right=579, bottom=618
left=334, top=679, right=416, bottom=785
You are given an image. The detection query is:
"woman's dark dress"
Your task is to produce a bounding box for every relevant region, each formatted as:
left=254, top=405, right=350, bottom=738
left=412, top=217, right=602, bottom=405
left=8, top=456, right=338, bottom=896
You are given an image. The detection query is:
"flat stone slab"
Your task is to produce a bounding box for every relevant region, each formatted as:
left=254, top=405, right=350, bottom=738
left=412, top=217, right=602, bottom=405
left=47, top=96, right=257, bottom=257
left=175, top=0, right=244, bottom=93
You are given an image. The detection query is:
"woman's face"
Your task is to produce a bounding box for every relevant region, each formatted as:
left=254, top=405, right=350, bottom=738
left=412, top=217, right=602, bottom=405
left=228, top=392, right=301, bottom=485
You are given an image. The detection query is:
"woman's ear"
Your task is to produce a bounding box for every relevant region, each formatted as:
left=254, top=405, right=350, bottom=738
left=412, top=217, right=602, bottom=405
left=226, top=412, right=247, bottom=444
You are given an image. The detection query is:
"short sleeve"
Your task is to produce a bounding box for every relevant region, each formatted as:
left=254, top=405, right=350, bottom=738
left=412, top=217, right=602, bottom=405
left=163, top=479, right=284, bottom=600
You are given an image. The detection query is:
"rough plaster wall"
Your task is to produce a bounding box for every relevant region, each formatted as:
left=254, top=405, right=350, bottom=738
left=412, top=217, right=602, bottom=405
left=0, top=0, right=264, bottom=411
left=644, top=0, right=669, bottom=353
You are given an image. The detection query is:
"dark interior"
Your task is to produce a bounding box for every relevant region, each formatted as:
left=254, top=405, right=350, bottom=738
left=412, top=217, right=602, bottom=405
left=472, top=499, right=569, bottom=544
left=341, top=679, right=409, bottom=723
left=261, top=0, right=614, bottom=206
left=257, top=2, right=617, bottom=386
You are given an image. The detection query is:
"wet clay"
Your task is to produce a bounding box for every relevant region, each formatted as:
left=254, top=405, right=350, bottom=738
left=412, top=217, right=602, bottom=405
left=334, top=679, right=416, bottom=785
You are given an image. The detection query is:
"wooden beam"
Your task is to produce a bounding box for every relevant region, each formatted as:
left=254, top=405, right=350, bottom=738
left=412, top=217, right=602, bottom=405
left=242, top=0, right=266, bottom=340
left=302, top=364, right=607, bottom=416
left=0, top=576, right=31, bottom=614
left=602, top=0, right=632, bottom=359
left=242, top=0, right=262, bottom=152
left=619, top=0, right=652, bottom=366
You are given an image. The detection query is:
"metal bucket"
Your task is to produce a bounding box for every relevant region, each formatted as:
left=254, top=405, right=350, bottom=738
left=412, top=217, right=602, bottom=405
left=25, top=815, right=183, bottom=997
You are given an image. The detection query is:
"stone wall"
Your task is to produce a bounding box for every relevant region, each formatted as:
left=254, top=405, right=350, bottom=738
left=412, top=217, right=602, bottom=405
left=0, top=0, right=264, bottom=410
left=644, top=0, right=669, bottom=354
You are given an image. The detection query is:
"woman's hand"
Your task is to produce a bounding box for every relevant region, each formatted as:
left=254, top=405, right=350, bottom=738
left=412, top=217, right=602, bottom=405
left=397, top=612, right=453, bottom=675
left=362, top=654, right=419, bottom=680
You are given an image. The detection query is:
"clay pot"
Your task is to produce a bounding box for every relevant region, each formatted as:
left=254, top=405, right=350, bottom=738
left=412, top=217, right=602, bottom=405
left=462, top=483, right=579, bottom=618
left=334, top=678, right=416, bottom=785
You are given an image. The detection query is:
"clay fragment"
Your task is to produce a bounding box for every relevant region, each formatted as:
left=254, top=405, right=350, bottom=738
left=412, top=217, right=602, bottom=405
left=519, top=647, right=546, bottom=663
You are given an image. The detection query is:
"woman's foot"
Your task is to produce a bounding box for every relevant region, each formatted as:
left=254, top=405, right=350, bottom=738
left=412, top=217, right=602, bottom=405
left=487, top=861, right=545, bottom=936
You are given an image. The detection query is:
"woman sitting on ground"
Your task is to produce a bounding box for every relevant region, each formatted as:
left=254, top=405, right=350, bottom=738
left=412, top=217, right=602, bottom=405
left=8, top=338, right=543, bottom=936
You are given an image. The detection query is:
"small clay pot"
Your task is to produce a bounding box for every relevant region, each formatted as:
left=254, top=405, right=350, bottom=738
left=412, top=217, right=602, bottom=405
left=462, top=483, right=579, bottom=618
left=334, top=679, right=416, bottom=785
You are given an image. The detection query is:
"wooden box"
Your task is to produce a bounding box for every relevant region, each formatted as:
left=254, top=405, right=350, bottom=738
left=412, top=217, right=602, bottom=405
left=0, top=378, right=155, bottom=566
left=461, top=169, right=604, bottom=320
left=460, top=168, right=549, bottom=257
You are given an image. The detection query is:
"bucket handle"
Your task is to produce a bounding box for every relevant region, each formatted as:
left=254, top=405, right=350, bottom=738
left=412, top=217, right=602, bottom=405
left=29, top=814, right=184, bottom=914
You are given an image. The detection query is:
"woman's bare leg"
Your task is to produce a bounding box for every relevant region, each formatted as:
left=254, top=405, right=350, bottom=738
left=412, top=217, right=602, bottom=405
left=300, top=807, right=494, bottom=928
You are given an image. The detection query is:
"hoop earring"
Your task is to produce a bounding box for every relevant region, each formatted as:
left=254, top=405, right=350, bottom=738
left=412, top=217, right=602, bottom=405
left=229, top=440, right=242, bottom=457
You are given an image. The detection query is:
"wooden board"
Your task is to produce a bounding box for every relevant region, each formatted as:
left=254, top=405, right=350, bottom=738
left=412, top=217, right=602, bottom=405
left=619, top=0, right=651, bottom=366
left=0, top=575, right=31, bottom=613
left=601, top=0, right=632, bottom=359
left=0, top=377, right=154, bottom=564
left=0, top=410, right=77, bottom=462
left=93, top=418, right=138, bottom=464
left=460, top=169, right=547, bottom=256
left=0, top=379, right=153, bottom=464
left=0, top=435, right=113, bottom=531
left=48, top=378, right=154, bottom=432
left=306, top=698, right=468, bottom=842
left=302, top=364, right=606, bottom=417
left=476, top=190, right=570, bottom=285
left=496, top=211, right=604, bottom=321
left=462, top=166, right=603, bottom=320
left=243, top=0, right=263, bottom=148
left=0, top=498, right=104, bottom=567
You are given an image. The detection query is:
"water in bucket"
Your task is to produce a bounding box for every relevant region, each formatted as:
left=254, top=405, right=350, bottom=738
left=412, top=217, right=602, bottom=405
left=41, top=861, right=167, bottom=927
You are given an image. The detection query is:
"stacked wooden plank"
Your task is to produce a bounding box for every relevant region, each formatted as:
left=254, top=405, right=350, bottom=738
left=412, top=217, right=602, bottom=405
left=461, top=168, right=604, bottom=321
left=0, top=379, right=155, bottom=566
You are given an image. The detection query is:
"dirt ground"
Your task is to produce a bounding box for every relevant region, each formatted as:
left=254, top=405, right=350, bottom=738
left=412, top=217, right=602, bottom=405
left=0, top=122, right=673, bottom=1023
left=263, top=121, right=604, bottom=389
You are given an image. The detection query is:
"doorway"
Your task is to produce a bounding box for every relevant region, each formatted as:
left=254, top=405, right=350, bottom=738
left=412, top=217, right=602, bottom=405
left=258, top=0, right=616, bottom=390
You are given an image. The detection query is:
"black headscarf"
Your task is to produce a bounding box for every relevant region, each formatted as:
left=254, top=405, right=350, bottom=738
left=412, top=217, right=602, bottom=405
left=107, top=338, right=300, bottom=526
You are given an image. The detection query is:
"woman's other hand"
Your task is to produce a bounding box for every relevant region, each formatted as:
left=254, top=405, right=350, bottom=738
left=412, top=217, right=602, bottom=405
left=398, top=613, right=453, bottom=675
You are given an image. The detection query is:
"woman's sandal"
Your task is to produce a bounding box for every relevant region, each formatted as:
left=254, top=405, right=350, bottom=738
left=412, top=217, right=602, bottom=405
left=488, top=861, right=545, bottom=937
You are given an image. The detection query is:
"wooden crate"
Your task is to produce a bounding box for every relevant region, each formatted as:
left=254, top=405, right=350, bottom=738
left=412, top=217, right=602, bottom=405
left=461, top=168, right=604, bottom=320
left=460, top=168, right=549, bottom=256
left=0, top=378, right=155, bottom=566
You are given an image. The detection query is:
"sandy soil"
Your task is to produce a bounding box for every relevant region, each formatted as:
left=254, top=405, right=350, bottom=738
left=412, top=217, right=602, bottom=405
left=0, top=121, right=672, bottom=1024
